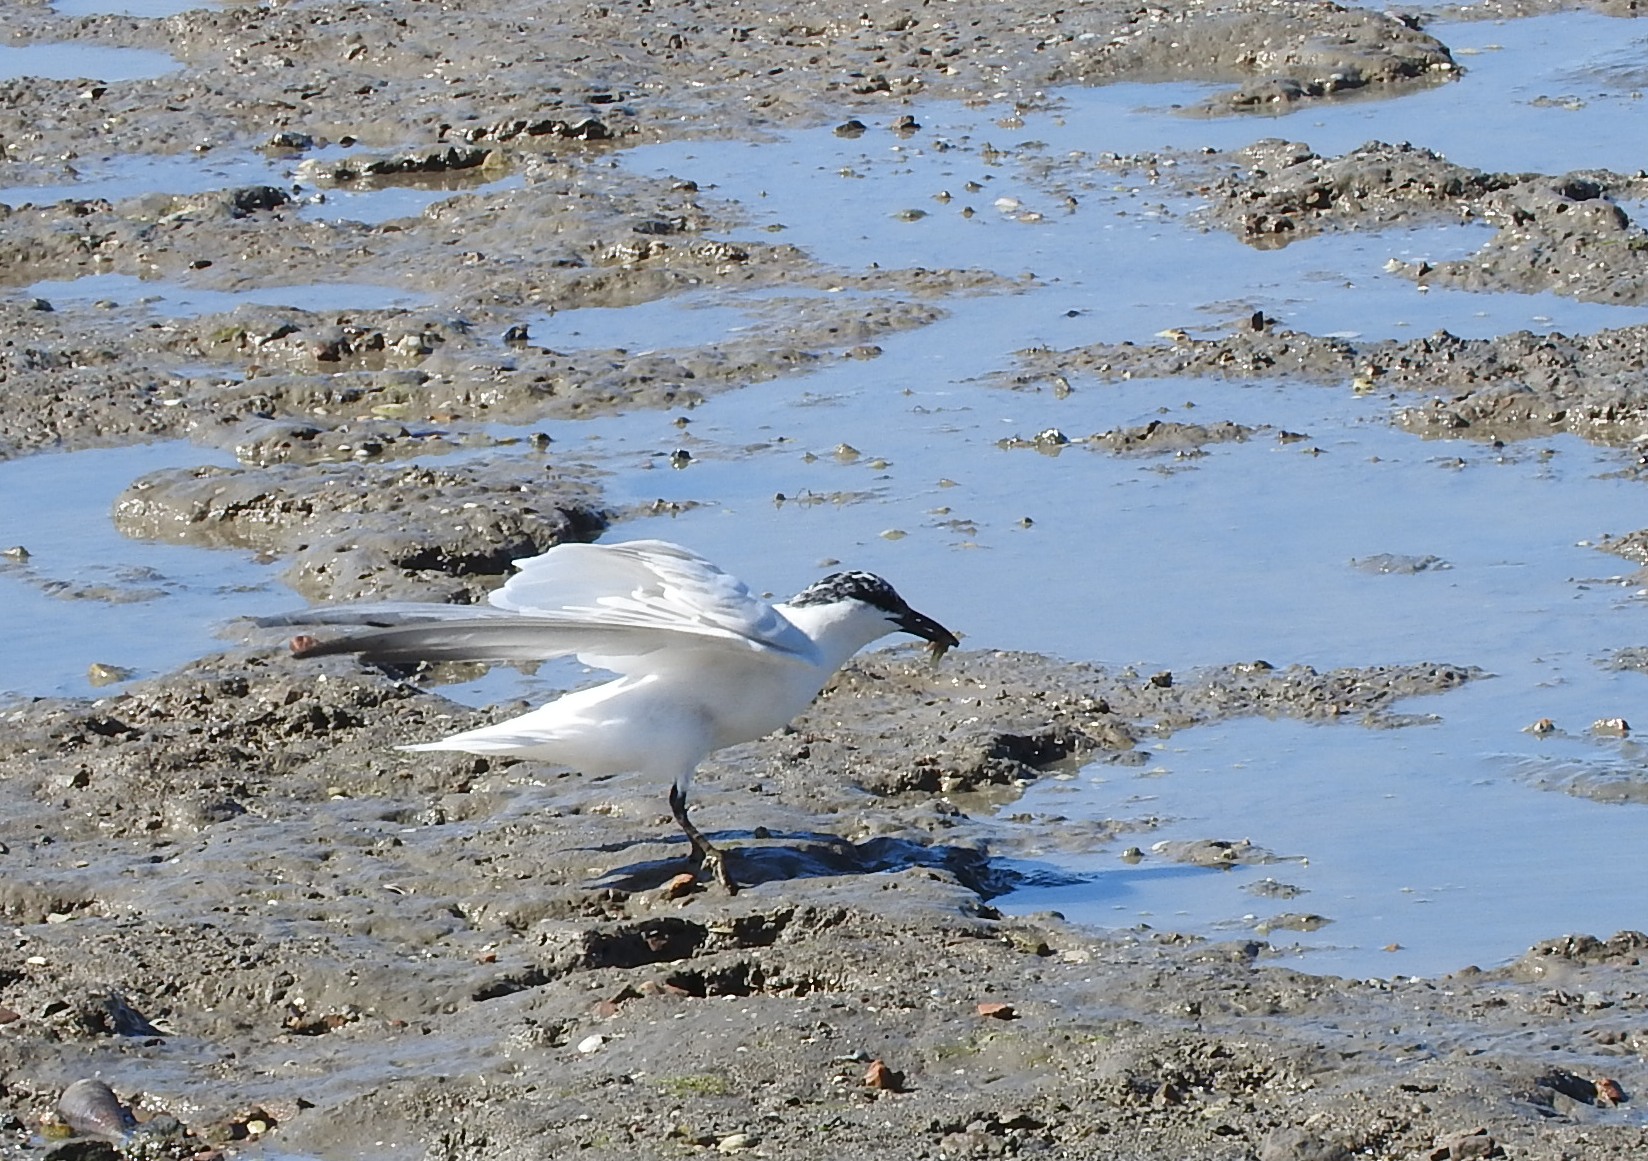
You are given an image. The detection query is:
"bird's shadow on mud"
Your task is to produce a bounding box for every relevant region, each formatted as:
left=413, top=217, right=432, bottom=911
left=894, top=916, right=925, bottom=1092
left=584, top=830, right=1054, bottom=899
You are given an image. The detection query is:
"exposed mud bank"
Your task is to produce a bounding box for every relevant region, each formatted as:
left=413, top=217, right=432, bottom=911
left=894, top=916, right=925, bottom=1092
left=4, top=0, right=1648, bottom=1156
left=112, top=459, right=609, bottom=601
left=19, top=648, right=1639, bottom=1161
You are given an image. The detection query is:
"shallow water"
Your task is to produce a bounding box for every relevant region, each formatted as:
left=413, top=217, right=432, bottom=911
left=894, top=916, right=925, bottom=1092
left=4, top=10, right=1646, bottom=976
left=0, top=151, right=290, bottom=208
left=1038, top=12, right=1648, bottom=175
left=27, top=272, right=435, bottom=314
left=51, top=0, right=213, bottom=15
left=0, top=444, right=286, bottom=699
left=296, top=172, right=526, bottom=225
left=0, top=42, right=179, bottom=82
left=567, top=13, right=1648, bottom=975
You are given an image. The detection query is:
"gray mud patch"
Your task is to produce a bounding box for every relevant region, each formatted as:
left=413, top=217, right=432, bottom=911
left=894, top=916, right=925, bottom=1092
left=113, top=460, right=608, bottom=601
left=1007, top=126, right=1648, bottom=303
left=999, top=418, right=1264, bottom=457
left=1006, top=322, right=1648, bottom=446
left=1189, top=138, right=1648, bottom=300
left=3, top=647, right=1643, bottom=1160
left=0, top=190, right=959, bottom=462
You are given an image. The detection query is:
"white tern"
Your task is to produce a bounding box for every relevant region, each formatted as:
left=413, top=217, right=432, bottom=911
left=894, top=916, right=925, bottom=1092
left=263, top=538, right=959, bottom=891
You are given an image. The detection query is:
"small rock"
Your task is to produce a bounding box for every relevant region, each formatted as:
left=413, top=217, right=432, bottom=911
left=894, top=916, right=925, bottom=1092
left=660, top=873, right=699, bottom=899
left=976, top=1002, right=1017, bottom=1020
left=86, top=663, right=135, bottom=687
left=863, top=1059, right=904, bottom=1091
left=266, top=130, right=314, bottom=150
left=44, top=1140, right=120, bottom=1161
left=1258, top=1126, right=1351, bottom=1161
left=1426, top=1127, right=1502, bottom=1160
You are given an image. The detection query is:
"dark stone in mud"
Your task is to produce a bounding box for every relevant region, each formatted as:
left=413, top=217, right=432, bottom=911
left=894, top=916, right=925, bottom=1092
left=113, top=460, right=608, bottom=601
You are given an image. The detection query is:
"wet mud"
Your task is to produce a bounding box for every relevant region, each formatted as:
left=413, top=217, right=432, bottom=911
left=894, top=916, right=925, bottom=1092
left=20, top=648, right=1636, bottom=1161
left=113, top=460, right=608, bottom=601
left=4, top=0, right=1648, bottom=1156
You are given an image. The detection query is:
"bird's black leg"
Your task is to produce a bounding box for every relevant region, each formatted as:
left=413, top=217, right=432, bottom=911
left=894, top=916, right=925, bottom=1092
left=668, top=783, right=738, bottom=894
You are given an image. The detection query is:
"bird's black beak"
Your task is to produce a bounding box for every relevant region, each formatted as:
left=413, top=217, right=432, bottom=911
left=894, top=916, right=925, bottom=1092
left=895, top=606, right=960, bottom=650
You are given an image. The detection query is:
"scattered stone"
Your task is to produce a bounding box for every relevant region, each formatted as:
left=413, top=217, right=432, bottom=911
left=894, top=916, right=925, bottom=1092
left=863, top=1059, right=904, bottom=1091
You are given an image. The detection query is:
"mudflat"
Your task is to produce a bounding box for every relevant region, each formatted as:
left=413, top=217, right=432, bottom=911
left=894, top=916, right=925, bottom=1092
left=3, top=0, right=1646, bottom=1157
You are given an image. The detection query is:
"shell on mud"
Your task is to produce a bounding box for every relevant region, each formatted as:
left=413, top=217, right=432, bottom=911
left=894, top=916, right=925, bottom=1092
left=57, top=1078, right=137, bottom=1140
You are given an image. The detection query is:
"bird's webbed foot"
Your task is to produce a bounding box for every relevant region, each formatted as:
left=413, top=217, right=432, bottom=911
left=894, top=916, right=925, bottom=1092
left=669, top=783, right=739, bottom=894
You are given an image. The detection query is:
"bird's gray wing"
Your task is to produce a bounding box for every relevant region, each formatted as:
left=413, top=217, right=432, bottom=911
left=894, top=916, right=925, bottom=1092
left=254, top=540, right=816, bottom=667
left=254, top=602, right=513, bottom=628
left=279, top=616, right=691, bottom=665
left=488, top=540, right=812, bottom=654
